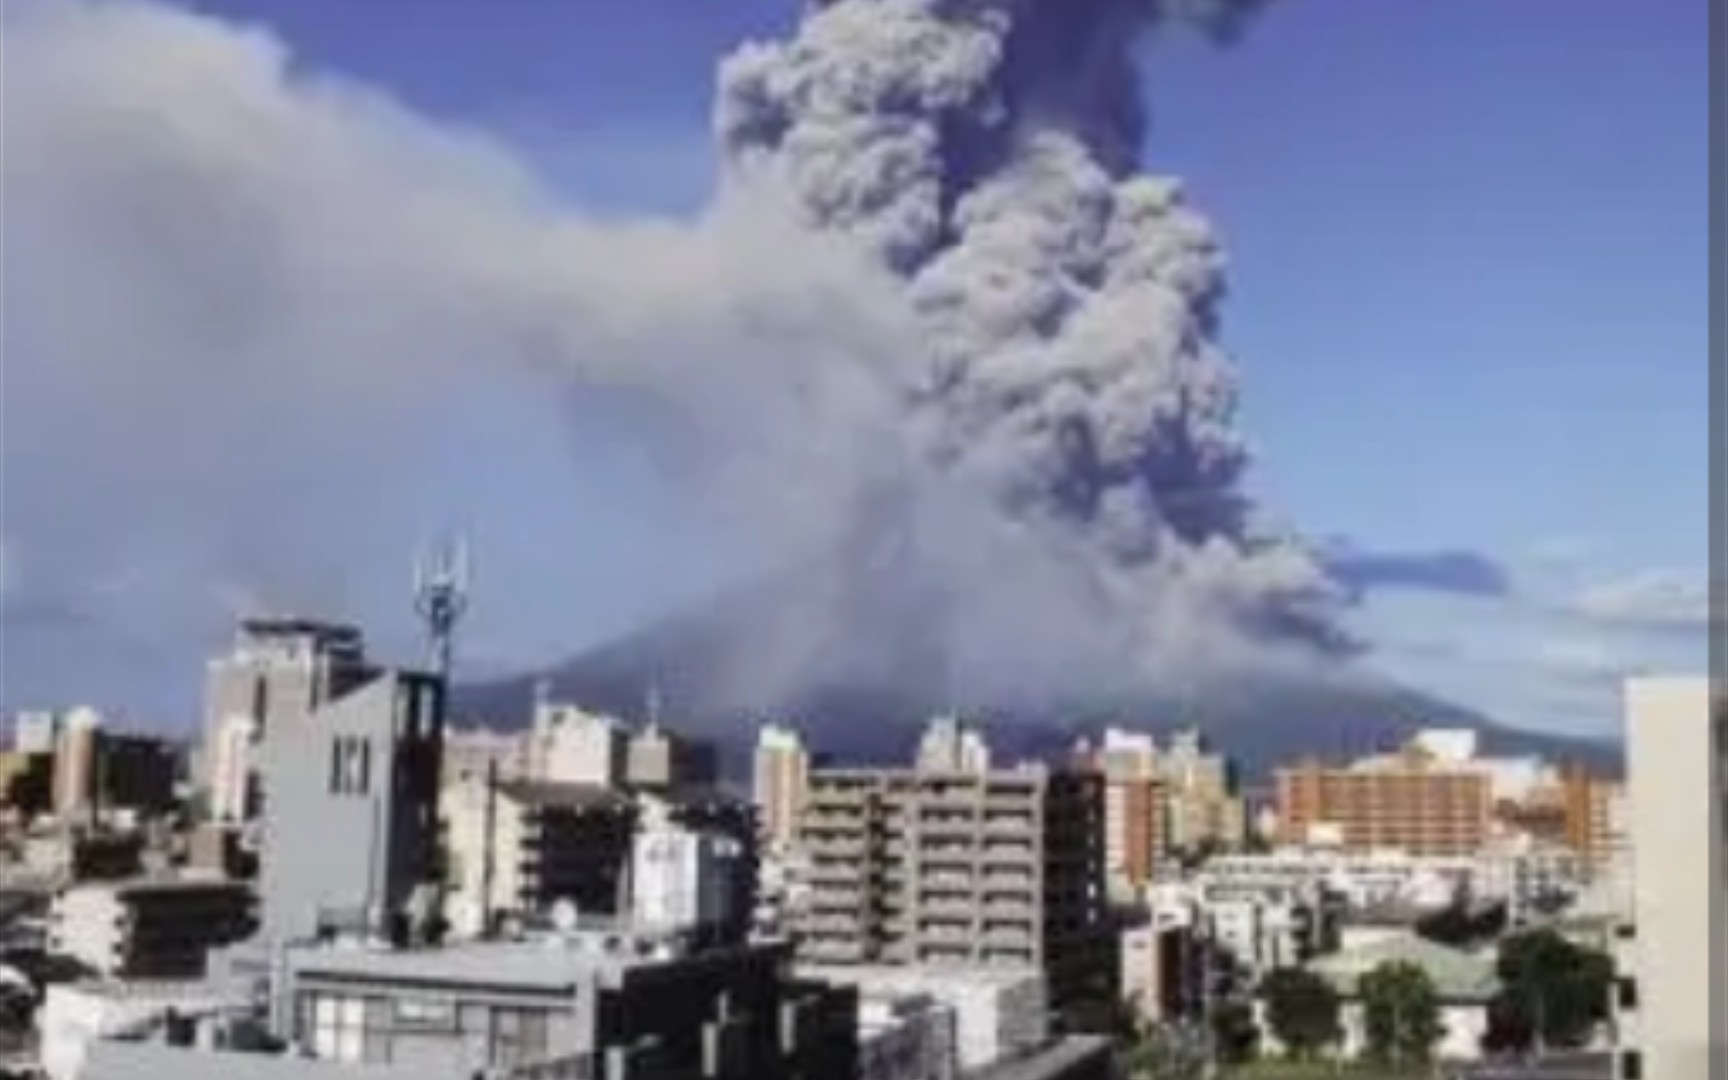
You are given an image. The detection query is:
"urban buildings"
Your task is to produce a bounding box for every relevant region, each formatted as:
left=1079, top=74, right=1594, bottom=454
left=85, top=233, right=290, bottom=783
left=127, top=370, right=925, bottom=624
left=1157, top=728, right=1245, bottom=854
left=914, top=716, right=992, bottom=774
left=440, top=724, right=530, bottom=787
left=629, top=794, right=749, bottom=936
left=1275, top=737, right=1495, bottom=856
left=1075, top=729, right=1168, bottom=896
left=753, top=723, right=810, bottom=852
left=47, top=876, right=254, bottom=978
left=1613, top=675, right=1724, bottom=1080
left=440, top=774, right=757, bottom=944
left=799, top=964, right=1048, bottom=1075
left=42, top=709, right=178, bottom=823
left=201, top=618, right=376, bottom=819
left=255, top=667, right=445, bottom=943
left=796, top=759, right=1113, bottom=1022
left=440, top=775, right=636, bottom=939
left=523, top=699, right=629, bottom=787
left=626, top=721, right=718, bottom=790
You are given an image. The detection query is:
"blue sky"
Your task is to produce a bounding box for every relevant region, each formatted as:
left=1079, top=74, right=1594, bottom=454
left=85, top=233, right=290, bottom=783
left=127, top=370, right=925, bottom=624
left=2, top=0, right=1709, bottom=736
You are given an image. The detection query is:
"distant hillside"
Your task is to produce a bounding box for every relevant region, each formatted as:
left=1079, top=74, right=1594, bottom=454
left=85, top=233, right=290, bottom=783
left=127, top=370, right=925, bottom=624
left=454, top=572, right=1621, bottom=782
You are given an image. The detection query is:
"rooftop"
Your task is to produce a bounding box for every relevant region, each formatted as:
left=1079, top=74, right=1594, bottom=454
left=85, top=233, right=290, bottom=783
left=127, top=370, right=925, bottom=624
left=287, top=931, right=768, bottom=992
left=1307, top=932, right=1500, bottom=1003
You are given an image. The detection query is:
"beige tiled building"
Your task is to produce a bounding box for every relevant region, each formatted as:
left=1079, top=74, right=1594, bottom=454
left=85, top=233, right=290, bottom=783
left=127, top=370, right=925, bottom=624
left=795, top=764, right=1113, bottom=1018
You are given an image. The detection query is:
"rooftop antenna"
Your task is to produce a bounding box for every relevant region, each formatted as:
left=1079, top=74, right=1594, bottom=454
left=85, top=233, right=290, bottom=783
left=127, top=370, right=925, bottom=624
left=645, top=680, right=663, bottom=733
left=413, top=533, right=471, bottom=685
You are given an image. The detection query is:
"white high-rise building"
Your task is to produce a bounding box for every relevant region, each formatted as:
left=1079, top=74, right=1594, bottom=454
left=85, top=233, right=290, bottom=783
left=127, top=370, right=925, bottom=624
left=753, top=723, right=809, bottom=851
left=1614, top=675, right=1724, bottom=1080
left=915, top=715, right=990, bottom=773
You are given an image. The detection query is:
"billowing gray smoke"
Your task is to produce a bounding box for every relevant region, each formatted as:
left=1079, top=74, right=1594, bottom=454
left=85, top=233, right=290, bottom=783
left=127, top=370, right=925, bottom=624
left=709, top=0, right=1344, bottom=703
left=0, top=0, right=1349, bottom=718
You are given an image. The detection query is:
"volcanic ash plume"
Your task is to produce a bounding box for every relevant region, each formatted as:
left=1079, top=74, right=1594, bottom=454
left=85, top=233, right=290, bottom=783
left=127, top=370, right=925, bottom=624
left=714, top=0, right=1344, bottom=688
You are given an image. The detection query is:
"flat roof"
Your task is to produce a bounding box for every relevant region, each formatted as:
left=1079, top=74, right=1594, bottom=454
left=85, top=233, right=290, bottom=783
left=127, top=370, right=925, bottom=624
left=797, top=963, right=1042, bottom=991
left=288, top=933, right=766, bottom=993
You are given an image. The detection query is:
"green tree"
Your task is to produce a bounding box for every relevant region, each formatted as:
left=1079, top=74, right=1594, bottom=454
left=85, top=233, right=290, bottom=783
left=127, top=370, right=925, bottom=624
left=1260, top=966, right=1343, bottom=1060
left=1121, top=1025, right=1206, bottom=1080
left=1208, top=999, right=1260, bottom=1066
left=1485, top=928, right=1613, bottom=1053
left=1359, top=961, right=1443, bottom=1068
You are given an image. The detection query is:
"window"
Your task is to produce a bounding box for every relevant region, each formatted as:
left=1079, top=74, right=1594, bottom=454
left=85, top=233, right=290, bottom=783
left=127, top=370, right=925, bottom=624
left=1620, top=1049, right=1642, bottom=1080
left=490, top=1007, right=550, bottom=1067
left=1617, top=977, right=1639, bottom=1011
left=329, top=737, right=373, bottom=796
left=310, top=994, right=366, bottom=1063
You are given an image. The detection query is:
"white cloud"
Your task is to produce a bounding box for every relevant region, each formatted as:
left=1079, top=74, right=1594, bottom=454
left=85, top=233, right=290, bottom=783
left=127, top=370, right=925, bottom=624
left=1569, top=569, right=1717, bottom=630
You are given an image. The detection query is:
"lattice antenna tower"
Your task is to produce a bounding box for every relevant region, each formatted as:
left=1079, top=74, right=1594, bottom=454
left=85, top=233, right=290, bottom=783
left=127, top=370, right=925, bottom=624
left=413, top=533, right=471, bottom=684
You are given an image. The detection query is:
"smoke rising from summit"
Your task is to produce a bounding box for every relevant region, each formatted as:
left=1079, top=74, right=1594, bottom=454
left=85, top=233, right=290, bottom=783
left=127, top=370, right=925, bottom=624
left=0, top=0, right=1349, bottom=716
left=708, top=0, right=1346, bottom=702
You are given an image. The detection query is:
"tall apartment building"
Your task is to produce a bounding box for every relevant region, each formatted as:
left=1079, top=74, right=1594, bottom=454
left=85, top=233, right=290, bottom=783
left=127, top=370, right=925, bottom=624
left=256, top=668, right=445, bottom=942
left=1275, top=741, right=1493, bottom=857
left=1613, top=676, right=1724, bottom=1080
left=1559, top=763, right=1624, bottom=879
left=1159, top=728, right=1244, bottom=853
left=201, top=618, right=376, bottom=820
left=1076, top=729, right=1168, bottom=892
left=796, top=764, right=1113, bottom=1020
left=754, top=723, right=810, bottom=851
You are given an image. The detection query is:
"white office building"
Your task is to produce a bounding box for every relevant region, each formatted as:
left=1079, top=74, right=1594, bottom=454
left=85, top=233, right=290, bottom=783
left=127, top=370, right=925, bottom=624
left=1614, top=675, right=1724, bottom=1080
left=628, top=796, right=744, bottom=936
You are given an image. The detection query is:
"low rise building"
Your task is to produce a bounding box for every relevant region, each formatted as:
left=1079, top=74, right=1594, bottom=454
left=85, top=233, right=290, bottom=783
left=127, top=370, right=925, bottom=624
left=47, top=876, right=255, bottom=979
left=81, top=929, right=857, bottom=1080
left=441, top=776, right=636, bottom=939
left=800, top=963, right=1047, bottom=1075
left=1269, top=932, right=1501, bottom=1064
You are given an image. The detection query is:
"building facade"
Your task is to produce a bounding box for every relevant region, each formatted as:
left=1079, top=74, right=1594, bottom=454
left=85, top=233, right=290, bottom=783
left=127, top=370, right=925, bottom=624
left=625, top=723, right=718, bottom=791
left=441, top=776, right=636, bottom=939
left=524, top=701, right=629, bottom=787
left=201, top=619, right=376, bottom=820
left=1275, top=745, right=1493, bottom=857
left=753, top=723, right=810, bottom=852
left=47, top=876, right=255, bottom=978
left=257, top=669, right=445, bottom=943
left=1614, top=676, right=1724, bottom=1080
left=234, top=933, right=851, bottom=1079
left=796, top=764, right=1113, bottom=1021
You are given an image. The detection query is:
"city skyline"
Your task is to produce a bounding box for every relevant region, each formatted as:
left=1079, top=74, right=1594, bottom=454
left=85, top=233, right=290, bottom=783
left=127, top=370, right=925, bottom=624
left=0, top=0, right=1710, bottom=740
